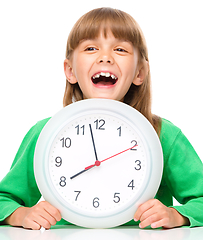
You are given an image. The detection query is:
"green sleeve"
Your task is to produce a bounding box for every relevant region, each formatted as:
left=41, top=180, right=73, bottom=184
left=160, top=119, right=203, bottom=227
left=0, top=118, right=50, bottom=223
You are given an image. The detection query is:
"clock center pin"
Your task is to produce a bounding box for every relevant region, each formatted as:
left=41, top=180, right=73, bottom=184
left=95, top=161, right=101, bottom=166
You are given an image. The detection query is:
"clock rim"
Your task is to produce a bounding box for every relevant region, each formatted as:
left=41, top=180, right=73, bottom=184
left=34, top=98, right=163, bottom=228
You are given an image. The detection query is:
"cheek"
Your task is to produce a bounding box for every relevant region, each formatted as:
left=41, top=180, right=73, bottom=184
left=72, top=59, right=83, bottom=80
left=127, top=61, right=138, bottom=80
left=73, top=56, right=91, bottom=78
left=118, top=56, right=137, bottom=73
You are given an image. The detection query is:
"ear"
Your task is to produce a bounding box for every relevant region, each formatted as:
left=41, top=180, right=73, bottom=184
left=133, top=61, right=149, bottom=86
left=64, top=59, right=78, bottom=84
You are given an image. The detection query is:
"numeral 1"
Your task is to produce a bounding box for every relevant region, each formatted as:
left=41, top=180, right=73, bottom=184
left=117, top=126, right=121, bottom=136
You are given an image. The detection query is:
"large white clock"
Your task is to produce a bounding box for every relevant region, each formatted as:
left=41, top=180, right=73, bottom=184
left=34, top=99, right=163, bottom=228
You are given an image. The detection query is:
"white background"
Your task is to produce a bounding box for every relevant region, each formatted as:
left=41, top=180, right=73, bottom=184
left=0, top=0, right=203, bottom=180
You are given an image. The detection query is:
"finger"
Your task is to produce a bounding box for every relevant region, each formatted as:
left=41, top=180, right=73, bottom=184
left=22, top=218, right=41, bottom=230
left=33, top=215, right=52, bottom=230
left=29, top=205, right=58, bottom=229
left=134, top=199, right=155, bottom=221
left=151, top=218, right=167, bottom=229
left=40, top=209, right=57, bottom=227
left=139, top=207, right=157, bottom=223
left=42, top=202, right=62, bottom=222
left=139, top=212, right=160, bottom=228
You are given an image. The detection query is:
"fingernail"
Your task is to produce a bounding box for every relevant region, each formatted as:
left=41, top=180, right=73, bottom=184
left=134, top=218, right=138, bottom=222
left=151, top=223, right=156, bottom=228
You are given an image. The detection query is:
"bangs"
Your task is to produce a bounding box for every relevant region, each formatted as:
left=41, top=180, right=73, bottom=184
left=66, top=8, right=147, bottom=60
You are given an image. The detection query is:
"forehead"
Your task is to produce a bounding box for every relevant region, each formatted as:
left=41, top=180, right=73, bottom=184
left=66, top=8, right=145, bottom=59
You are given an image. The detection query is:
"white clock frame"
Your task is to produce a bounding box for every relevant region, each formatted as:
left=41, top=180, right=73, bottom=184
left=34, top=99, right=163, bottom=228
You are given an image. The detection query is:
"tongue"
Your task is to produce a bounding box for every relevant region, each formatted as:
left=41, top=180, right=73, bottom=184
left=96, top=81, right=113, bottom=86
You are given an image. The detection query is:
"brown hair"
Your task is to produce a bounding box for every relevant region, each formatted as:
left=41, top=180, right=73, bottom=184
left=63, top=7, right=161, bottom=135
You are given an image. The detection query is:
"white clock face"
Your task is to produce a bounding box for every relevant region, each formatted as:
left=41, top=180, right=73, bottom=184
left=48, top=113, right=149, bottom=218
left=34, top=99, right=163, bottom=228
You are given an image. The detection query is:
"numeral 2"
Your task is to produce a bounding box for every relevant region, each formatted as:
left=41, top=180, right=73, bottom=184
left=130, top=140, right=137, bottom=151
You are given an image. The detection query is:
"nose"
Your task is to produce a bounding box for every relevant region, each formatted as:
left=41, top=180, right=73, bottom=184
left=96, top=51, right=114, bottom=65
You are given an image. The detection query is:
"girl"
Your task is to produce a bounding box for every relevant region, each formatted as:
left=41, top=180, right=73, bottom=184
left=1, top=7, right=203, bottom=230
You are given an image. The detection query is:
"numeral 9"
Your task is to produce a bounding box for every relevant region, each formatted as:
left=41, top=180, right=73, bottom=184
left=55, top=156, right=62, bottom=167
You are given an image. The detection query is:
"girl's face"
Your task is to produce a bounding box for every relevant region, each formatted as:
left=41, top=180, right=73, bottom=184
left=64, top=30, right=145, bottom=101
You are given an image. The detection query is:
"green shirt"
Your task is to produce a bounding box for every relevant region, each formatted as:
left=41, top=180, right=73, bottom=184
left=0, top=118, right=203, bottom=227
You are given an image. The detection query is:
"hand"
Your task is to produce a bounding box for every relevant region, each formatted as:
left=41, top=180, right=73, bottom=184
left=134, top=199, right=189, bottom=229
left=70, top=123, right=138, bottom=179
left=89, top=123, right=99, bottom=161
left=5, top=201, right=61, bottom=230
left=70, top=145, right=135, bottom=179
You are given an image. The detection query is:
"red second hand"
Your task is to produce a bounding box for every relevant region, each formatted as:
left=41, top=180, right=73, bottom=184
left=85, top=145, right=137, bottom=170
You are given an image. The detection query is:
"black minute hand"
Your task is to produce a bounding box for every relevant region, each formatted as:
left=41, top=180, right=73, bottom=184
left=89, top=123, right=98, bottom=161
left=70, top=166, right=95, bottom=180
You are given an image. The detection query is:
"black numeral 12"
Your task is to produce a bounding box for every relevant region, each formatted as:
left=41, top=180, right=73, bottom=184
left=94, top=119, right=105, bottom=130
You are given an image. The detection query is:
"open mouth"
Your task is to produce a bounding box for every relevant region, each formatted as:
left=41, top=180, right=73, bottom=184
left=91, top=72, right=118, bottom=86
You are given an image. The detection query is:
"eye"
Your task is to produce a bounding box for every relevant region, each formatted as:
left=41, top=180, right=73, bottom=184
left=85, top=47, right=98, bottom=51
left=114, top=48, right=128, bottom=53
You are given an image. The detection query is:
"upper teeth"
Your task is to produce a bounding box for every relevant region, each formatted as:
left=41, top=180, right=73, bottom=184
left=93, top=72, right=117, bottom=79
